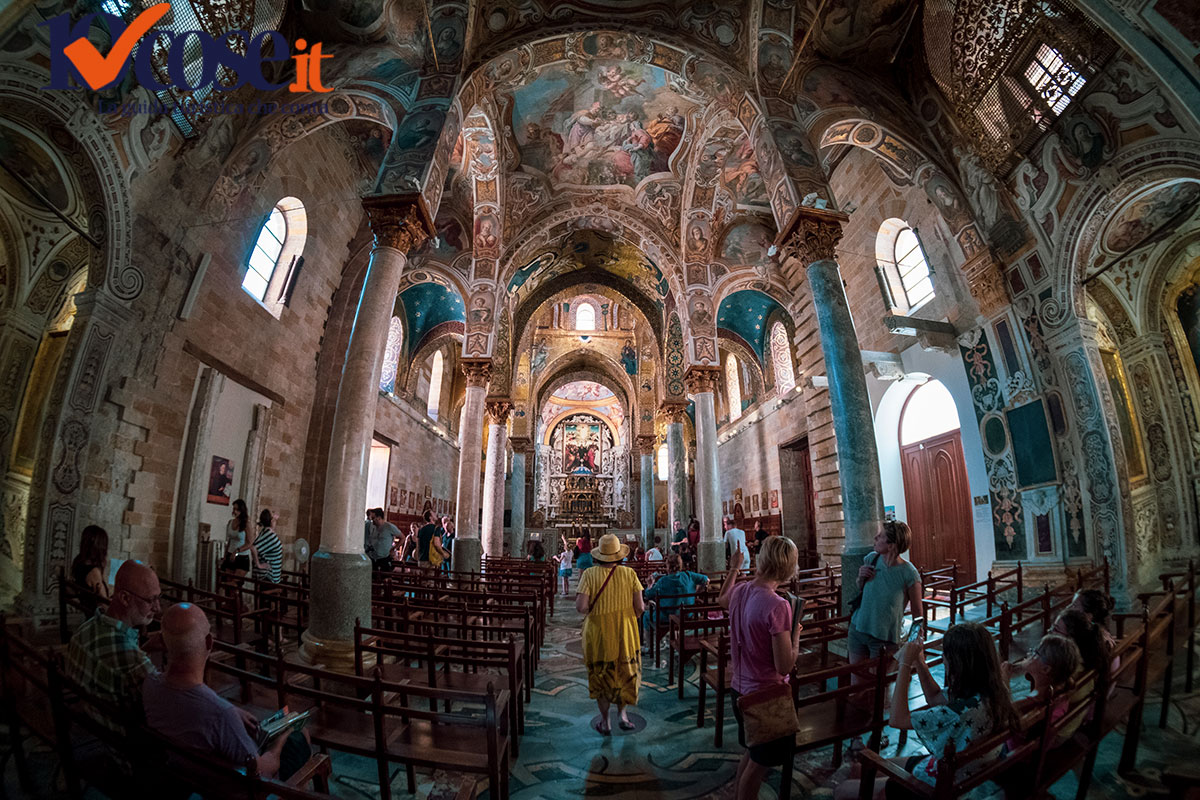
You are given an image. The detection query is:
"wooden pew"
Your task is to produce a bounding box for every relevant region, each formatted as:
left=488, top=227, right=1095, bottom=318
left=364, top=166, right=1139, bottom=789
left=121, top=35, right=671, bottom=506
left=667, top=603, right=727, bottom=698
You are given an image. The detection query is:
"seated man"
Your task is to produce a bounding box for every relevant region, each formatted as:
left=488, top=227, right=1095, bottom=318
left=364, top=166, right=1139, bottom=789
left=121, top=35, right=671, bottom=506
left=66, top=559, right=160, bottom=722
left=642, top=554, right=710, bottom=651
left=143, top=603, right=311, bottom=780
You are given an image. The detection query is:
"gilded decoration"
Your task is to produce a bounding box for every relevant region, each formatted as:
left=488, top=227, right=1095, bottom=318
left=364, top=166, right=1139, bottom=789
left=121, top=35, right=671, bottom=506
left=636, top=434, right=657, bottom=456
left=485, top=399, right=513, bottom=425
left=461, top=359, right=493, bottom=388
left=658, top=401, right=688, bottom=425
left=362, top=194, right=435, bottom=253
left=684, top=366, right=721, bottom=395
left=775, top=207, right=848, bottom=268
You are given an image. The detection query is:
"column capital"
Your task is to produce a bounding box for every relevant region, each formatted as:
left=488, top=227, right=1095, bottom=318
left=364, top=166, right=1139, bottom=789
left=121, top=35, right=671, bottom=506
left=636, top=434, right=658, bottom=456
left=509, top=436, right=533, bottom=455
left=775, top=206, right=849, bottom=267
left=961, top=250, right=1011, bottom=319
left=461, top=359, right=492, bottom=388
left=685, top=366, right=722, bottom=395
left=485, top=398, right=512, bottom=425
left=361, top=193, right=434, bottom=252
left=658, top=401, right=689, bottom=425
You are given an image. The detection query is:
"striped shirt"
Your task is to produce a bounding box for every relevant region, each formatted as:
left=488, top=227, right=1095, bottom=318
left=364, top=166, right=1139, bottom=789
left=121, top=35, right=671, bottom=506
left=253, top=528, right=283, bottom=582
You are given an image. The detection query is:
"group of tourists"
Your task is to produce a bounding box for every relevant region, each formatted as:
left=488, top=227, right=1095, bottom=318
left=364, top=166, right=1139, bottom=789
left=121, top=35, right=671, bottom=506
left=364, top=509, right=453, bottom=570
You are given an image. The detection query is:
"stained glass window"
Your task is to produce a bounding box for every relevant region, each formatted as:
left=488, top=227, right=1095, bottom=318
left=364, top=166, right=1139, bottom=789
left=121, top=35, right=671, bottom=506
left=379, top=316, right=403, bottom=393
left=726, top=354, right=742, bottom=421
left=770, top=322, right=796, bottom=395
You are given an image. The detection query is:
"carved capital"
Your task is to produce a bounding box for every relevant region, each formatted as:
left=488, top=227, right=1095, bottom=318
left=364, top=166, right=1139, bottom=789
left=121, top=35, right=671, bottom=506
left=775, top=206, right=849, bottom=267
left=484, top=399, right=512, bottom=425
left=461, top=359, right=492, bottom=388
left=361, top=193, right=434, bottom=253
left=509, top=436, right=533, bottom=455
left=961, top=250, right=1011, bottom=319
left=685, top=366, right=722, bottom=395
left=636, top=435, right=658, bottom=456
left=657, top=402, right=689, bottom=425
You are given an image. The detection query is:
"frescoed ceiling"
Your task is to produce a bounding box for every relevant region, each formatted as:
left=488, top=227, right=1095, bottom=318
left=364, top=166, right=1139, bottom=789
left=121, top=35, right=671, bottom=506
left=541, top=379, right=625, bottom=434
left=716, top=289, right=783, bottom=361
left=399, top=282, right=465, bottom=355
left=507, top=230, right=670, bottom=306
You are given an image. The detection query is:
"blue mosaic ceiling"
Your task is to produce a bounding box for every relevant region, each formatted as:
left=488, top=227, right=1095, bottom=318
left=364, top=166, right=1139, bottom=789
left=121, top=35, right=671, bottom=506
left=399, top=282, right=464, bottom=354
left=716, top=290, right=782, bottom=361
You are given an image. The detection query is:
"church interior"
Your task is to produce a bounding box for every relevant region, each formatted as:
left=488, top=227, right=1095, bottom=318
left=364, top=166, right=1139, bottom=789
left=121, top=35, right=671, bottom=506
left=0, top=0, right=1199, bottom=797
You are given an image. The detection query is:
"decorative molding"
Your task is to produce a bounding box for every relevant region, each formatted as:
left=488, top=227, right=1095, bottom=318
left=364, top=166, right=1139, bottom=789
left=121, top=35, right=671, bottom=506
left=461, top=359, right=492, bottom=388
left=685, top=366, right=722, bottom=395
left=636, top=434, right=657, bottom=456
left=361, top=193, right=435, bottom=253
left=485, top=399, right=513, bottom=425
left=657, top=401, right=689, bottom=425
left=961, top=250, right=1011, bottom=318
left=775, top=206, right=849, bottom=267
left=509, top=436, right=533, bottom=455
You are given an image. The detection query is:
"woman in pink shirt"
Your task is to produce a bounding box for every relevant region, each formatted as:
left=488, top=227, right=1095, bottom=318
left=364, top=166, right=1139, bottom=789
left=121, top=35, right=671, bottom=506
left=718, top=536, right=803, bottom=799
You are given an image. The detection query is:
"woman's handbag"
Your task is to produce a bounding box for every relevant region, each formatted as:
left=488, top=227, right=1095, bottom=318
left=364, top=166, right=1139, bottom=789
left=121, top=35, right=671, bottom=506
left=429, top=543, right=444, bottom=568
left=736, top=682, right=799, bottom=746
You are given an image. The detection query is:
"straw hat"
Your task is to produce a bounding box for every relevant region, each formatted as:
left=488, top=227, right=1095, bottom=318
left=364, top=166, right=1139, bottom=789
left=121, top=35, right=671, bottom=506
left=591, top=533, right=630, bottom=563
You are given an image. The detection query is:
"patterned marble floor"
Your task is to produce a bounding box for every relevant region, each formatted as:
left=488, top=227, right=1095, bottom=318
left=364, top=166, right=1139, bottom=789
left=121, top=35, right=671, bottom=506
left=5, top=603, right=1198, bottom=799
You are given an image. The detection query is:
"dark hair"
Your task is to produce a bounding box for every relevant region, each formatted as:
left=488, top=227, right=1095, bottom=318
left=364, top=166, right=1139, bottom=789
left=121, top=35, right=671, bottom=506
left=942, top=622, right=1018, bottom=733
left=666, top=554, right=683, bottom=573
left=422, top=510, right=432, bottom=523
left=232, top=499, right=249, bottom=532
left=371, top=507, right=385, bottom=518
left=258, top=509, right=273, bottom=528
left=1073, top=589, right=1114, bottom=626
left=73, top=525, right=109, bottom=570
left=653, top=536, right=660, bottom=545
left=531, top=542, right=544, bottom=560
left=1054, top=609, right=1106, bottom=674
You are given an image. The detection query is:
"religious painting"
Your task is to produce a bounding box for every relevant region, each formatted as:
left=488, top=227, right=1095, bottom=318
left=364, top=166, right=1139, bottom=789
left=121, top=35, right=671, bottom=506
left=685, top=219, right=711, bottom=260
left=1059, top=112, right=1107, bottom=170
left=761, top=491, right=769, bottom=511
left=425, top=484, right=432, bottom=497
left=583, top=32, right=629, bottom=59
left=400, top=489, right=407, bottom=507
left=429, top=12, right=465, bottom=62
left=771, top=123, right=817, bottom=173
left=752, top=494, right=760, bottom=512
left=620, top=339, right=638, bottom=375
left=384, top=108, right=444, bottom=166
left=389, top=486, right=399, bottom=512
left=1104, top=181, right=1200, bottom=254
left=511, top=60, right=697, bottom=187
left=719, top=222, right=775, bottom=266
left=723, top=501, right=729, bottom=515
left=758, top=38, right=790, bottom=91
left=467, top=291, right=494, bottom=329
left=770, top=489, right=778, bottom=509
left=206, top=456, right=234, bottom=505
left=722, top=135, right=769, bottom=206
left=688, top=295, right=714, bottom=329
left=734, top=488, right=743, bottom=505
left=923, top=172, right=972, bottom=230
left=563, top=422, right=602, bottom=474
left=473, top=211, right=500, bottom=255
left=0, top=123, right=70, bottom=213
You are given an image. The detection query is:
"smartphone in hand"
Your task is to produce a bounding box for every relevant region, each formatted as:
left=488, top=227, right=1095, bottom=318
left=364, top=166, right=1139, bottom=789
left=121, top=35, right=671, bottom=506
left=906, top=617, right=927, bottom=643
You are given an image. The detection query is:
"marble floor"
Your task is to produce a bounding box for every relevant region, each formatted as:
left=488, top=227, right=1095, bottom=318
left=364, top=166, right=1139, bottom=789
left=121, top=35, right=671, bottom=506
left=6, top=601, right=1198, bottom=799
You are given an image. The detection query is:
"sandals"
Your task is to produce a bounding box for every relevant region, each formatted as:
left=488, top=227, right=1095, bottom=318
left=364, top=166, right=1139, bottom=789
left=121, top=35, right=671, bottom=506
left=618, top=718, right=635, bottom=731
left=593, top=718, right=611, bottom=735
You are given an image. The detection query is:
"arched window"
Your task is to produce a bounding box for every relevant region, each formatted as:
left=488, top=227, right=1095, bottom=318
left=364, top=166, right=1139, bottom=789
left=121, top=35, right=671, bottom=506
left=426, top=350, right=444, bottom=420
left=242, top=197, right=306, bottom=314
left=770, top=322, right=796, bottom=394
left=894, top=228, right=934, bottom=311
left=379, top=316, right=403, bottom=394
left=899, top=380, right=960, bottom=446
left=575, top=302, right=596, bottom=331
left=657, top=443, right=668, bottom=481
left=726, top=354, right=743, bottom=421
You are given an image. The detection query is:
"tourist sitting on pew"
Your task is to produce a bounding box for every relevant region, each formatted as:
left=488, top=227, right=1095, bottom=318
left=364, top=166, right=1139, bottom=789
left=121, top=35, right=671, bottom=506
left=66, top=559, right=161, bottom=721
left=250, top=509, right=283, bottom=583
left=1002, top=633, right=1083, bottom=749
left=719, top=538, right=802, bottom=800
left=641, top=554, right=709, bottom=653
left=71, top=524, right=111, bottom=617
left=1053, top=609, right=1113, bottom=679
left=646, top=536, right=665, bottom=563
left=528, top=541, right=546, bottom=562
left=833, top=622, right=1019, bottom=800
left=144, top=603, right=311, bottom=780
left=671, top=525, right=687, bottom=554
left=1067, top=589, right=1120, bottom=671
left=849, top=520, right=923, bottom=671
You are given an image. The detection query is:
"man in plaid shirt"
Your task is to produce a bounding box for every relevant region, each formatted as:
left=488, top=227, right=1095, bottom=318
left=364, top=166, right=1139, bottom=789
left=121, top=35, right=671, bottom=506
left=66, top=560, right=160, bottom=717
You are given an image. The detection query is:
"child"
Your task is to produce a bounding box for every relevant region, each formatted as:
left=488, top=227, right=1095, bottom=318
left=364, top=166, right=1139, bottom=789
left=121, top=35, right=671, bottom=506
left=554, top=541, right=574, bottom=596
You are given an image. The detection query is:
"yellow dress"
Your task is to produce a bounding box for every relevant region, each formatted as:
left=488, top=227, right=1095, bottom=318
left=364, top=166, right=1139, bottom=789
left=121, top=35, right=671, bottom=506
left=580, top=564, right=644, bottom=705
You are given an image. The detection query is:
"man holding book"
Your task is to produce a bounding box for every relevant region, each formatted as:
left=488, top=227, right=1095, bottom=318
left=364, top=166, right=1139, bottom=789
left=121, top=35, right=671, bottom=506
left=143, top=602, right=311, bottom=779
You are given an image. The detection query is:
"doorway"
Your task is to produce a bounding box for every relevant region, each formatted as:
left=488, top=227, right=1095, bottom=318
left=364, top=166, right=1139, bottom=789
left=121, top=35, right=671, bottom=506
left=778, top=436, right=817, bottom=567
left=898, top=381, right=975, bottom=581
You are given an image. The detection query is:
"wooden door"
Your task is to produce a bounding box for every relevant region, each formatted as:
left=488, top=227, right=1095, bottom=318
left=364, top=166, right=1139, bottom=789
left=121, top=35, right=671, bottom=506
left=900, top=430, right=975, bottom=582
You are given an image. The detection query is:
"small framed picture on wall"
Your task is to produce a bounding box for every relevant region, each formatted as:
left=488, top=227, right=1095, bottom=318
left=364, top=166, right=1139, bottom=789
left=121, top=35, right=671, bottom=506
left=770, top=489, right=778, bottom=509
left=206, top=456, right=234, bottom=505
left=752, top=494, right=760, bottom=511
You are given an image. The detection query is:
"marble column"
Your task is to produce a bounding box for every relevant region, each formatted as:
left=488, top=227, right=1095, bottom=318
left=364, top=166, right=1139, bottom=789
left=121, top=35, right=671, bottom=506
left=687, top=368, right=723, bottom=573
left=780, top=207, right=883, bottom=611
left=481, top=399, right=512, bottom=561
left=661, top=404, right=688, bottom=535
left=509, top=437, right=530, bottom=557
left=453, top=362, right=490, bottom=573
left=638, top=435, right=657, bottom=548
left=303, top=194, right=430, bottom=667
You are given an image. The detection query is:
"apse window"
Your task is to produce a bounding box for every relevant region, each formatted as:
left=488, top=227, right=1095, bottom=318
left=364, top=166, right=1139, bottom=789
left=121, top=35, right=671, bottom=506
left=242, top=197, right=307, bottom=317
left=1023, top=44, right=1086, bottom=117
left=726, top=354, right=743, bottom=421
left=657, top=443, right=668, bottom=481
left=575, top=302, right=596, bottom=331
left=894, top=227, right=935, bottom=312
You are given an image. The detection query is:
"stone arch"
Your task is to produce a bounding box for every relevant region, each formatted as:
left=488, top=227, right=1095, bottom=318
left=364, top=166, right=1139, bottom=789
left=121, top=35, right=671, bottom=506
left=533, top=353, right=637, bottom=427
left=511, top=266, right=666, bottom=350
left=716, top=332, right=766, bottom=416
left=402, top=328, right=465, bottom=401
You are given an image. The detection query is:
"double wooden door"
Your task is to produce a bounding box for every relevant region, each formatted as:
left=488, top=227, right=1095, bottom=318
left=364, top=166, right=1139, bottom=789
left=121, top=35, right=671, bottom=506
left=900, top=430, right=975, bottom=582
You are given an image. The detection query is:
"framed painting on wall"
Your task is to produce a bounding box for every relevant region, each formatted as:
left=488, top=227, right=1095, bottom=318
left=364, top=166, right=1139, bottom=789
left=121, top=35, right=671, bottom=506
left=206, top=456, right=234, bottom=505
left=770, top=489, right=778, bottom=509
left=752, top=494, right=760, bottom=511
left=563, top=421, right=602, bottom=474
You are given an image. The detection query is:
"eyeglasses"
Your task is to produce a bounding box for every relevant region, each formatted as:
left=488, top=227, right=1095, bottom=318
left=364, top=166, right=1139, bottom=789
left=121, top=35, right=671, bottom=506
left=124, top=589, right=162, bottom=607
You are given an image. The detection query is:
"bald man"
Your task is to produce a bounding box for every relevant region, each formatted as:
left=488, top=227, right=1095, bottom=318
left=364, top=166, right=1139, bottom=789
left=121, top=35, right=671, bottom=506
left=144, top=603, right=305, bottom=779
left=66, top=559, right=160, bottom=716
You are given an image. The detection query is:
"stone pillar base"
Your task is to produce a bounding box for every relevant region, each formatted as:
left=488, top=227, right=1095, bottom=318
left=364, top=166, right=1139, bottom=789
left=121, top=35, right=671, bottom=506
left=698, top=540, right=725, bottom=575
left=301, top=549, right=372, bottom=671
left=454, top=538, right=482, bottom=573
left=841, top=547, right=875, bottom=616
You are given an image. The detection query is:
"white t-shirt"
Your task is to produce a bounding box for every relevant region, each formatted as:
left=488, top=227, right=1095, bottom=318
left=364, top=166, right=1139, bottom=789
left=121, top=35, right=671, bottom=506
left=646, top=547, right=664, bottom=562
left=724, top=527, right=750, bottom=565
left=557, top=549, right=573, bottom=569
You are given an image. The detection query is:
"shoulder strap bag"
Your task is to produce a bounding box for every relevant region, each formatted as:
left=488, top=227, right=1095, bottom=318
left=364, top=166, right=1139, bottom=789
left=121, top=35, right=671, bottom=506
left=736, top=682, right=799, bottom=746
left=586, top=565, right=619, bottom=612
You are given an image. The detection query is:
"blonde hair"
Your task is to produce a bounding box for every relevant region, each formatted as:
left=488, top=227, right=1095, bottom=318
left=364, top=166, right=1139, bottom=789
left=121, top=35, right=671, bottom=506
left=756, top=536, right=798, bottom=583
left=883, top=520, right=911, bottom=555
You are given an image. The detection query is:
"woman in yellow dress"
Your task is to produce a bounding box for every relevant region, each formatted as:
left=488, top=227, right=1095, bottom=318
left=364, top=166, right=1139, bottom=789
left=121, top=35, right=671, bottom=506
left=576, top=533, right=645, bottom=734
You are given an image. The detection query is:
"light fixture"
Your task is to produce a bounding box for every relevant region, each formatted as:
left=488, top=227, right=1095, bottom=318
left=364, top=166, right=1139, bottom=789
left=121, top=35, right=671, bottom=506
left=579, top=335, right=590, bottom=343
